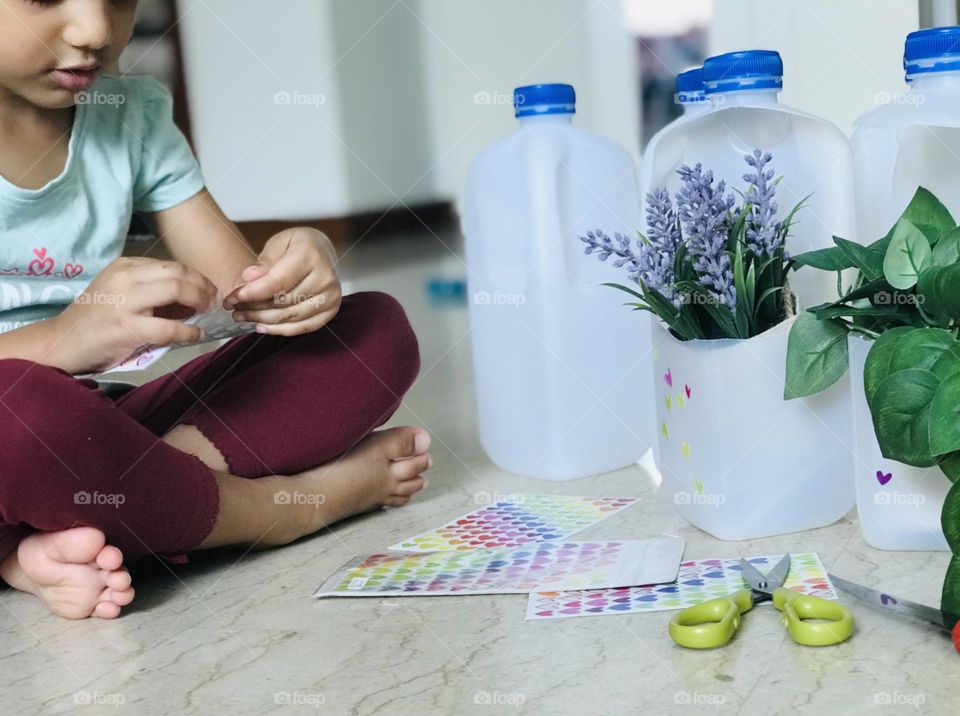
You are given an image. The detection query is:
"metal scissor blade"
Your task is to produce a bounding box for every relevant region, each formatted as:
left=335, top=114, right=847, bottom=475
left=739, top=554, right=791, bottom=594
left=829, top=573, right=947, bottom=631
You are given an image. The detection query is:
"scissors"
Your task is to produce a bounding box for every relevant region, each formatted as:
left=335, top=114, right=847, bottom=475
left=830, top=573, right=960, bottom=654
left=668, top=555, right=854, bottom=649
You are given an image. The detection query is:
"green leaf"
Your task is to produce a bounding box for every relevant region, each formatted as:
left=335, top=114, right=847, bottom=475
left=841, top=277, right=895, bottom=303
left=834, top=236, right=884, bottom=281
left=898, top=186, right=955, bottom=240
left=940, top=552, right=960, bottom=628
left=930, top=373, right=960, bottom=455
left=791, top=245, right=854, bottom=271
left=931, top=343, right=960, bottom=381
left=862, top=326, right=914, bottom=403
left=870, top=368, right=941, bottom=467
left=940, top=452, right=960, bottom=483
left=732, top=243, right=750, bottom=338
left=674, top=280, right=739, bottom=339
left=602, top=282, right=646, bottom=302
left=784, top=311, right=849, bottom=399
left=916, top=263, right=960, bottom=322
left=812, top=304, right=906, bottom=320
left=931, top=226, right=960, bottom=267
left=888, top=327, right=959, bottom=374
left=883, top=219, right=932, bottom=289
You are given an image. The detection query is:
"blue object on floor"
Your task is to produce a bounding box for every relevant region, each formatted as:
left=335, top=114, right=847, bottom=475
left=426, top=277, right=467, bottom=307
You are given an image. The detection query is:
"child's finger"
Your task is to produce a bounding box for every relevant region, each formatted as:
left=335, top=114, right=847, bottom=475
left=251, top=310, right=336, bottom=336
left=129, top=276, right=217, bottom=316
left=131, top=260, right=218, bottom=304
left=236, top=296, right=335, bottom=326
left=131, top=316, right=203, bottom=346
left=225, top=253, right=310, bottom=306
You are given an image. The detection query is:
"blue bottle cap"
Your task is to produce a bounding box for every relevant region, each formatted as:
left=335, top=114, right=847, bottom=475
left=904, top=26, right=960, bottom=79
left=513, top=84, right=576, bottom=118
left=676, top=67, right=705, bottom=104
left=703, top=50, right=783, bottom=94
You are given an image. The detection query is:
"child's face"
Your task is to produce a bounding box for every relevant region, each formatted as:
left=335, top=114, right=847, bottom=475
left=0, top=0, right=139, bottom=109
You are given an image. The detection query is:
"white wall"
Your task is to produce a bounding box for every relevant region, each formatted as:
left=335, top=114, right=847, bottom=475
left=177, top=0, right=641, bottom=222
left=416, top=0, right=640, bottom=211
left=708, top=0, right=920, bottom=135
left=177, top=0, right=435, bottom=221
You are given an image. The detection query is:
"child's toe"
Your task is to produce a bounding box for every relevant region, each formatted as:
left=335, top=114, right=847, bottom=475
left=390, top=453, right=430, bottom=480
left=393, top=476, right=426, bottom=497
left=95, top=546, right=124, bottom=572
left=101, top=586, right=135, bottom=607
left=104, top=569, right=131, bottom=591
left=94, top=601, right=122, bottom=619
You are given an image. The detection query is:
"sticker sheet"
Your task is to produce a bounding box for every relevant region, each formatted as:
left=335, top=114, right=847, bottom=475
left=388, top=495, right=638, bottom=553
left=315, top=538, right=684, bottom=598
left=526, top=552, right=836, bottom=620
left=98, top=307, right=256, bottom=375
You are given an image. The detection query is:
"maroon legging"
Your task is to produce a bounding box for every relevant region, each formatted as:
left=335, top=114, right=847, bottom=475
left=0, top=291, right=419, bottom=563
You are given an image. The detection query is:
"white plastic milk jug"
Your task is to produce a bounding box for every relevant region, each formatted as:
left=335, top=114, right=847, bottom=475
left=639, top=66, right=709, bottom=200
left=641, top=50, right=856, bottom=309
left=852, top=26, right=960, bottom=242
left=463, top=83, right=654, bottom=480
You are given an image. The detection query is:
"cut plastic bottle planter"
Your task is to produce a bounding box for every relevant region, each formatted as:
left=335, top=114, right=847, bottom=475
left=651, top=316, right=854, bottom=540
left=849, top=336, right=950, bottom=550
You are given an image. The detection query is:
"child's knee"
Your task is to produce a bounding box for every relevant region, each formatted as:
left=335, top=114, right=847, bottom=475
left=344, top=291, right=420, bottom=393
left=0, top=359, right=100, bottom=472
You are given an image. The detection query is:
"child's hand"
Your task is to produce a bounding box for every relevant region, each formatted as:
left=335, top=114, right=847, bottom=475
left=223, top=228, right=342, bottom=336
left=53, top=257, right=218, bottom=374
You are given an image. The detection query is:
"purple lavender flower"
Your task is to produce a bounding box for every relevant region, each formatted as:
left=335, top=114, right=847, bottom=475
left=675, top=163, right=737, bottom=312
left=638, top=188, right=682, bottom=302
left=579, top=229, right=642, bottom=279
left=742, top=149, right=783, bottom=256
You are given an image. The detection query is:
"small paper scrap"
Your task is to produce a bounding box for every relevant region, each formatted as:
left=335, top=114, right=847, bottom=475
left=314, top=537, right=683, bottom=598
left=388, top=494, right=639, bottom=553
left=526, top=552, right=836, bottom=620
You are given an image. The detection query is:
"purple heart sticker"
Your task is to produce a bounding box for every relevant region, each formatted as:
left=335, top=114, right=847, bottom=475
left=876, top=470, right=892, bottom=486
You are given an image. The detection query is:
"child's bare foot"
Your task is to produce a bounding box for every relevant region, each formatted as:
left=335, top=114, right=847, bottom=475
left=0, top=527, right=134, bottom=619
left=262, top=426, right=432, bottom=546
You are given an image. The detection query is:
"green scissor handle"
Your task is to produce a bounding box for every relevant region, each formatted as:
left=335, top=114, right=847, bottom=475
left=668, top=589, right=754, bottom=649
left=772, top=587, right=854, bottom=646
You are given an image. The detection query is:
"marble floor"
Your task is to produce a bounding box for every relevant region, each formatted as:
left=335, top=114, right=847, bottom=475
left=2, top=228, right=959, bottom=715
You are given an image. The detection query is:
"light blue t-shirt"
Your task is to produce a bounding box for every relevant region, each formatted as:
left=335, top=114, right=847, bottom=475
left=0, top=74, right=205, bottom=332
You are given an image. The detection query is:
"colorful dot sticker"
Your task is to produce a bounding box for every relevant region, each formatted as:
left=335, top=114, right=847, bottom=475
left=525, top=553, right=837, bottom=620
left=388, top=495, right=638, bottom=553
left=314, top=539, right=681, bottom=597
